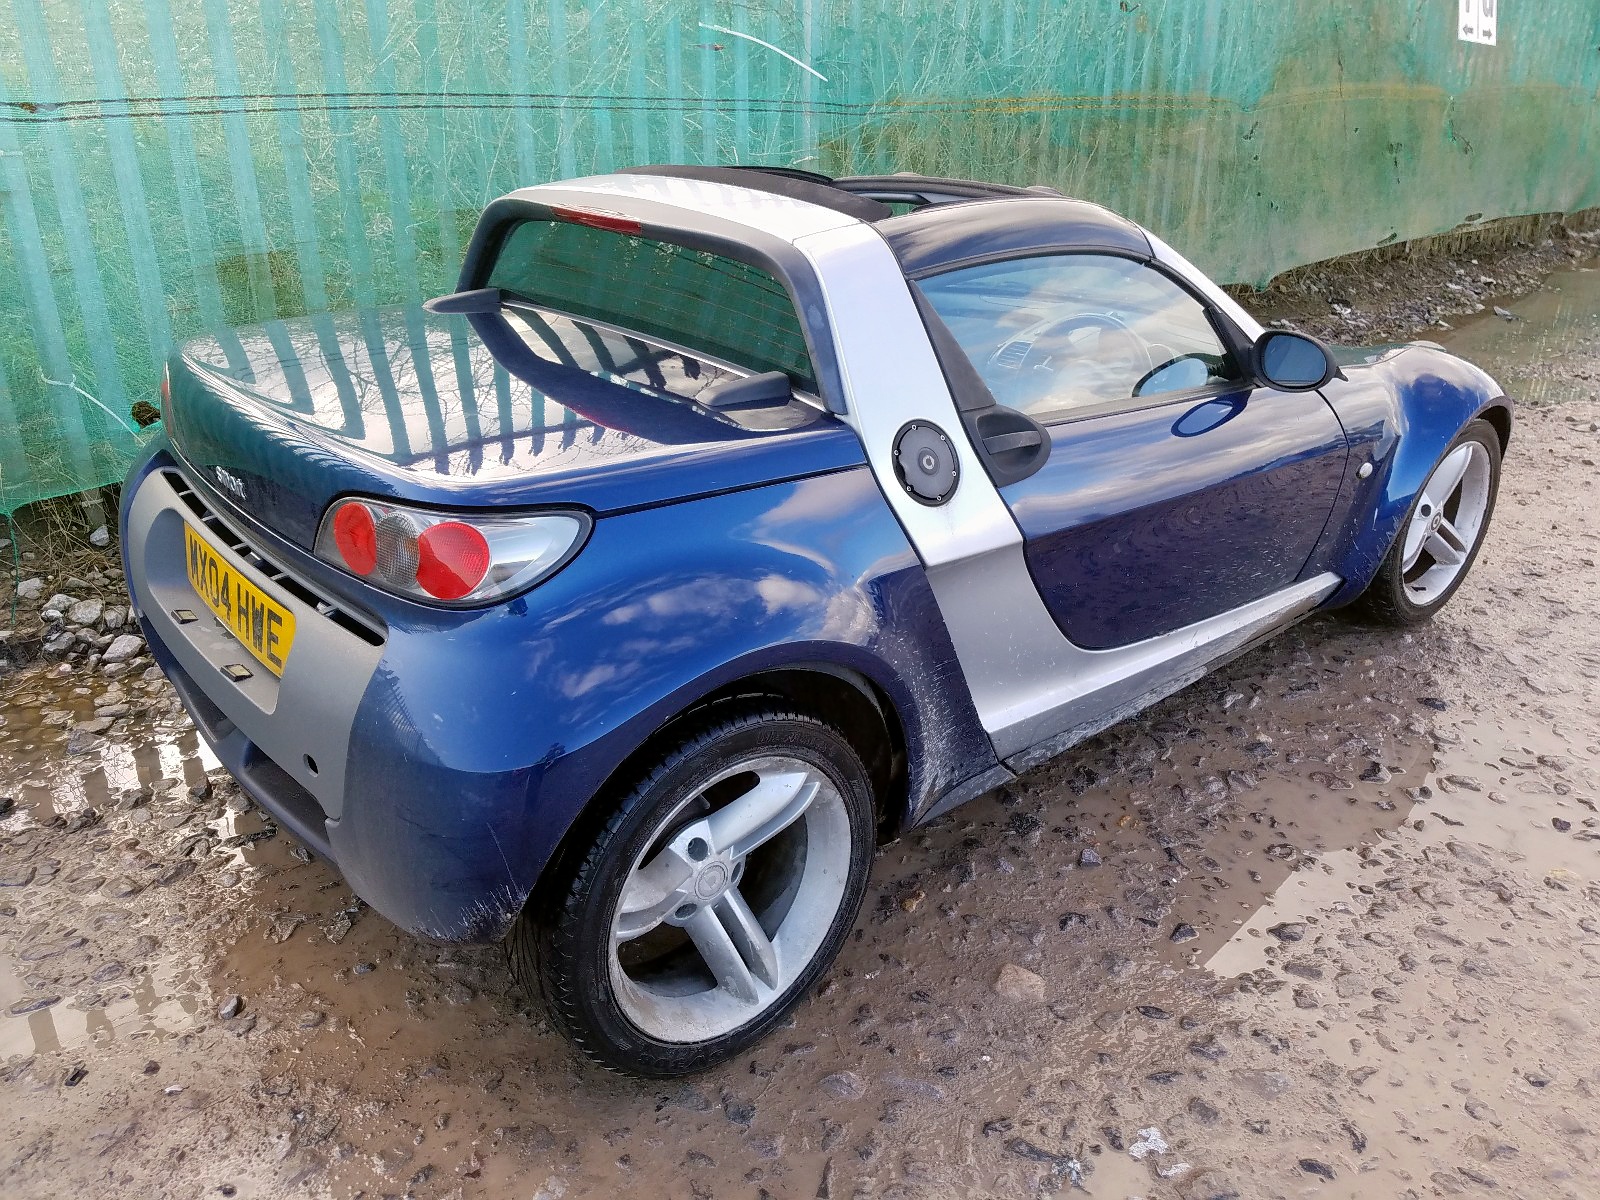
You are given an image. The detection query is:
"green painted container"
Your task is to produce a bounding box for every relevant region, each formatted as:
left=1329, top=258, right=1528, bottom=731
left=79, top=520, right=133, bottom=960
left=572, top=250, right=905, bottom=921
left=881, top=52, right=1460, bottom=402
left=1, top=0, right=1596, bottom=512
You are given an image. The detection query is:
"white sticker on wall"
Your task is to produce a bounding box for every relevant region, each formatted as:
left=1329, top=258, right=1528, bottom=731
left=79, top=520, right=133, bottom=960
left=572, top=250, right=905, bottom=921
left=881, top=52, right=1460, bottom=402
left=1460, top=0, right=1498, bottom=45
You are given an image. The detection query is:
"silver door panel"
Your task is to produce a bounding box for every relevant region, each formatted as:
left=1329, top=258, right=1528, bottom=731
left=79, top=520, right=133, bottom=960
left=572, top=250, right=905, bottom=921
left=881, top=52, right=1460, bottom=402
left=792, top=223, right=1339, bottom=762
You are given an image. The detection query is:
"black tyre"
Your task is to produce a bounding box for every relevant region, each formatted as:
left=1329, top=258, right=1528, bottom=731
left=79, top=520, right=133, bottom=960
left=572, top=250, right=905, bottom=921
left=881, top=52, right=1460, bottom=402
left=1355, top=418, right=1502, bottom=626
left=510, top=703, right=876, bottom=1076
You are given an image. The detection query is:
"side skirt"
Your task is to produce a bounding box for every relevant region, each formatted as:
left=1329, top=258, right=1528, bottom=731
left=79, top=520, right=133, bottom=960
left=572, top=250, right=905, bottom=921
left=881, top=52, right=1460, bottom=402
left=909, top=571, right=1341, bottom=824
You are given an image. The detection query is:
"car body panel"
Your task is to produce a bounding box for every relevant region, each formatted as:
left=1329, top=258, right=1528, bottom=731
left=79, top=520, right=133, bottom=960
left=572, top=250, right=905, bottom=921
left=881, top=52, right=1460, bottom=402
left=168, top=306, right=865, bottom=548
left=1306, top=342, right=1510, bottom=605
left=1005, top=384, right=1349, bottom=648
left=120, top=167, right=1509, bottom=948
left=122, top=443, right=995, bottom=941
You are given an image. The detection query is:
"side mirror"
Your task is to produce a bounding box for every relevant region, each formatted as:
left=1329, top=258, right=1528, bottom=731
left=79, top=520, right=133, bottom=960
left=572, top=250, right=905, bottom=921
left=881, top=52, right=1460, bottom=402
left=1133, top=353, right=1212, bottom=397
left=1253, top=330, right=1341, bottom=391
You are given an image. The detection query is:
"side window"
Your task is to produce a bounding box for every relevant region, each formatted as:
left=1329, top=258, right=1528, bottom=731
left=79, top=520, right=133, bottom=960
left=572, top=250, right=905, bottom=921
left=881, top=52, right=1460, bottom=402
left=917, top=254, right=1242, bottom=422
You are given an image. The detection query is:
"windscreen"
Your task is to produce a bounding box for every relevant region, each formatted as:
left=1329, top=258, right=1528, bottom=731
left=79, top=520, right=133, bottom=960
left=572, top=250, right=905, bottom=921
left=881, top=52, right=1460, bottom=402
left=487, top=219, right=818, bottom=393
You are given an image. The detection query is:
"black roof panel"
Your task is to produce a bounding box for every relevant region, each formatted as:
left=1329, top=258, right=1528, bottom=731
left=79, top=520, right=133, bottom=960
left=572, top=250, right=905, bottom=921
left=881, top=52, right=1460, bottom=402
left=834, top=174, right=1059, bottom=203
left=620, top=164, right=893, bottom=223
left=617, top=165, right=1149, bottom=277
left=877, top=196, right=1151, bottom=276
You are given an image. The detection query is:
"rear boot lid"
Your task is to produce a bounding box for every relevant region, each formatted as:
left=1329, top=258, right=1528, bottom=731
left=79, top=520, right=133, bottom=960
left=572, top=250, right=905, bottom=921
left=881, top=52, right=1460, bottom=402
left=163, top=305, right=862, bottom=548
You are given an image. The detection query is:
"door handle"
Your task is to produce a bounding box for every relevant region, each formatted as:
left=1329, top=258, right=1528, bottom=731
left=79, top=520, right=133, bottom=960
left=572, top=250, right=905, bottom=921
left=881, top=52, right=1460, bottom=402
left=967, top=407, right=1051, bottom=486
left=983, top=429, right=1043, bottom=454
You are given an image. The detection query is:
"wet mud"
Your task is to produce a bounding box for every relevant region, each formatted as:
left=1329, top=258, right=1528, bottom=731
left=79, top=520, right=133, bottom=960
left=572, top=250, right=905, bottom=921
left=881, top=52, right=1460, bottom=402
left=3, top=265, right=1600, bottom=1199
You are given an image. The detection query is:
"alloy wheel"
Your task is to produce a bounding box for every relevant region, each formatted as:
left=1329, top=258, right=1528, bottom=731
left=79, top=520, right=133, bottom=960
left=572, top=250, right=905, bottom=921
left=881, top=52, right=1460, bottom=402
left=606, top=754, right=851, bottom=1042
left=1399, top=440, right=1494, bottom=605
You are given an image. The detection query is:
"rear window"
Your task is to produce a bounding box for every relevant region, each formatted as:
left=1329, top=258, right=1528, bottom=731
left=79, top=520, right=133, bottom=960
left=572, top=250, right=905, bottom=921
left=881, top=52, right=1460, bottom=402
left=487, top=219, right=818, bottom=393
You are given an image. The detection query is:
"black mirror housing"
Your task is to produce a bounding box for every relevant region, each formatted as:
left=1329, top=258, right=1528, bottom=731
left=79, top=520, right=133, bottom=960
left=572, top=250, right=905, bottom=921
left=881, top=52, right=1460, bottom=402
left=1252, top=329, right=1341, bottom=391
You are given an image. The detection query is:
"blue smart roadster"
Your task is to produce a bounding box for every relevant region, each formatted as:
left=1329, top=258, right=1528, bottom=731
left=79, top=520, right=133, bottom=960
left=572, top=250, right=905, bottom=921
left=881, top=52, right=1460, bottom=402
left=121, top=166, right=1509, bottom=1074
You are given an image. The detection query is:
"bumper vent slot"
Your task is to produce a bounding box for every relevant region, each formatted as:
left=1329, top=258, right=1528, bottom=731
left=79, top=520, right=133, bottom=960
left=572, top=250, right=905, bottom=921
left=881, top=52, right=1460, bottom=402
left=162, top=469, right=385, bottom=648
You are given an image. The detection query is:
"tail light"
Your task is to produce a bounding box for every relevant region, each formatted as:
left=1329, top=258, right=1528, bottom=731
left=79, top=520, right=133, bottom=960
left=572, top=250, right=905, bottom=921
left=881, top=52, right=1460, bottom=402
left=314, top=498, right=588, bottom=606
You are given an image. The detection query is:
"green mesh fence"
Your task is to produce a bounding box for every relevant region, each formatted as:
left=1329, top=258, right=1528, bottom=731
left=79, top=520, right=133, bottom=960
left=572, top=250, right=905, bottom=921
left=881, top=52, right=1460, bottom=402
left=2, top=0, right=1598, bottom=514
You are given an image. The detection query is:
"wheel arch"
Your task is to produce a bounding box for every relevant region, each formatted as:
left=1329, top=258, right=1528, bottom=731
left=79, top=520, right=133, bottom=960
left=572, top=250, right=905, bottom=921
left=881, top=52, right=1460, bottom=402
left=1477, top=397, right=1513, bottom=452
left=1319, top=343, right=1512, bottom=608
left=526, top=660, right=912, bottom=919
left=1373, top=399, right=1510, bottom=573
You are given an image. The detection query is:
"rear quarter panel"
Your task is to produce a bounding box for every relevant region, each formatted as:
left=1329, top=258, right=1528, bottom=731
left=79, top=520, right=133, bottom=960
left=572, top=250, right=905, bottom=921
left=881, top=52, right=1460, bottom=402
left=333, top=466, right=996, bottom=940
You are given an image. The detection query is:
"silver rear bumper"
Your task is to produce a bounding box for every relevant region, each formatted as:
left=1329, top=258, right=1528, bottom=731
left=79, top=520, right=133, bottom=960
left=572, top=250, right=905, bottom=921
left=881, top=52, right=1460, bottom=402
left=124, top=466, right=385, bottom=820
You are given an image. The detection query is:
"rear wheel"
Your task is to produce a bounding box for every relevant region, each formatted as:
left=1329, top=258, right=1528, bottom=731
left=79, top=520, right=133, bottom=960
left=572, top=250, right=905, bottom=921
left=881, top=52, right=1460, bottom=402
left=1355, top=418, right=1502, bottom=625
left=511, top=703, right=875, bottom=1076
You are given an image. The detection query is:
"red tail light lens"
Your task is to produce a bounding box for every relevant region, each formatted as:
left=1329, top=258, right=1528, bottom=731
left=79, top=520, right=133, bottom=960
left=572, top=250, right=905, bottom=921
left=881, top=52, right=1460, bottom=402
left=416, top=521, right=491, bottom=600
left=331, top=502, right=377, bottom=575
left=314, top=498, right=588, bottom=606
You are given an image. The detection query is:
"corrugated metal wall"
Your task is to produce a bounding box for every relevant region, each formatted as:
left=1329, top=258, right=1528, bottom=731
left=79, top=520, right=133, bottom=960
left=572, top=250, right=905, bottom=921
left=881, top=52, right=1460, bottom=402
left=2, top=0, right=1597, bottom=512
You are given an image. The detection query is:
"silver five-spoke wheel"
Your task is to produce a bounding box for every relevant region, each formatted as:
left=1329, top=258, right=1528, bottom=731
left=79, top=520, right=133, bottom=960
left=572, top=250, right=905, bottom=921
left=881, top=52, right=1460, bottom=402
left=512, top=705, right=875, bottom=1076
left=609, top=756, right=851, bottom=1042
left=1399, top=438, right=1493, bottom=605
left=1356, top=418, right=1503, bottom=626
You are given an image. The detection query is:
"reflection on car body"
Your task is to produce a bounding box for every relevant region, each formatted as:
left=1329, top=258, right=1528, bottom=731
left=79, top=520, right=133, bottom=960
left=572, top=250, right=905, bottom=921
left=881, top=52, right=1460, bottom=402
left=120, top=165, right=1511, bottom=1075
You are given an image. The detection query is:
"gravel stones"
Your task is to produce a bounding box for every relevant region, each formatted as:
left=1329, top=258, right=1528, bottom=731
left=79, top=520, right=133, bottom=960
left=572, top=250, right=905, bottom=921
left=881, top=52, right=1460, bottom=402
left=1333, top=972, right=1369, bottom=999
left=1231, top=1069, right=1292, bottom=1100
left=66, top=598, right=104, bottom=627
left=153, top=860, right=195, bottom=887
left=818, top=1071, right=866, bottom=1101
left=993, top=963, right=1046, bottom=1004
left=101, top=634, right=144, bottom=664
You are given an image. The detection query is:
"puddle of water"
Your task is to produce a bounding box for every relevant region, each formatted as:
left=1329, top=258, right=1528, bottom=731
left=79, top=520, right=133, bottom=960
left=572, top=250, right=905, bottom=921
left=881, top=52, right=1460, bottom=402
left=1435, top=264, right=1600, bottom=406
left=0, top=678, right=227, bottom=1061
left=7, top=622, right=1476, bottom=1195
left=1207, top=713, right=1600, bottom=981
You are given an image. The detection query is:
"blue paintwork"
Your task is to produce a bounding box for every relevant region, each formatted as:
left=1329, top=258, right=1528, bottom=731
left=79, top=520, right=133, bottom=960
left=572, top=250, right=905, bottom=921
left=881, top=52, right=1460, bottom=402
left=122, top=442, right=994, bottom=941
left=166, top=305, right=865, bottom=548
left=1002, top=385, right=1349, bottom=649
left=121, top=175, right=1512, bottom=950
left=1307, top=342, right=1511, bottom=604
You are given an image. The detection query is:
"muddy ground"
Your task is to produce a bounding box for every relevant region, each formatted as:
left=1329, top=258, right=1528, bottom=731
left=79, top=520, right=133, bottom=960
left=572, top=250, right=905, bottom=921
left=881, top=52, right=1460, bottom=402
left=3, top=248, right=1600, bottom=1200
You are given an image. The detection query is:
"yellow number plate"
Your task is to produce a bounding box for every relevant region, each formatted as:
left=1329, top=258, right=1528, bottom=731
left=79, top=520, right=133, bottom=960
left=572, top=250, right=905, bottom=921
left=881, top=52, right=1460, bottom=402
left=184, top=523, right=296, bottom=677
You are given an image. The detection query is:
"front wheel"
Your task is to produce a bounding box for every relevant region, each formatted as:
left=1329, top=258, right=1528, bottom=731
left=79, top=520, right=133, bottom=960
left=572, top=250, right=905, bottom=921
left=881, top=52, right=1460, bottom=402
left=511, top=703, right=876, bottom=1076
left=1355, top=418, right=1502, bottom=625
